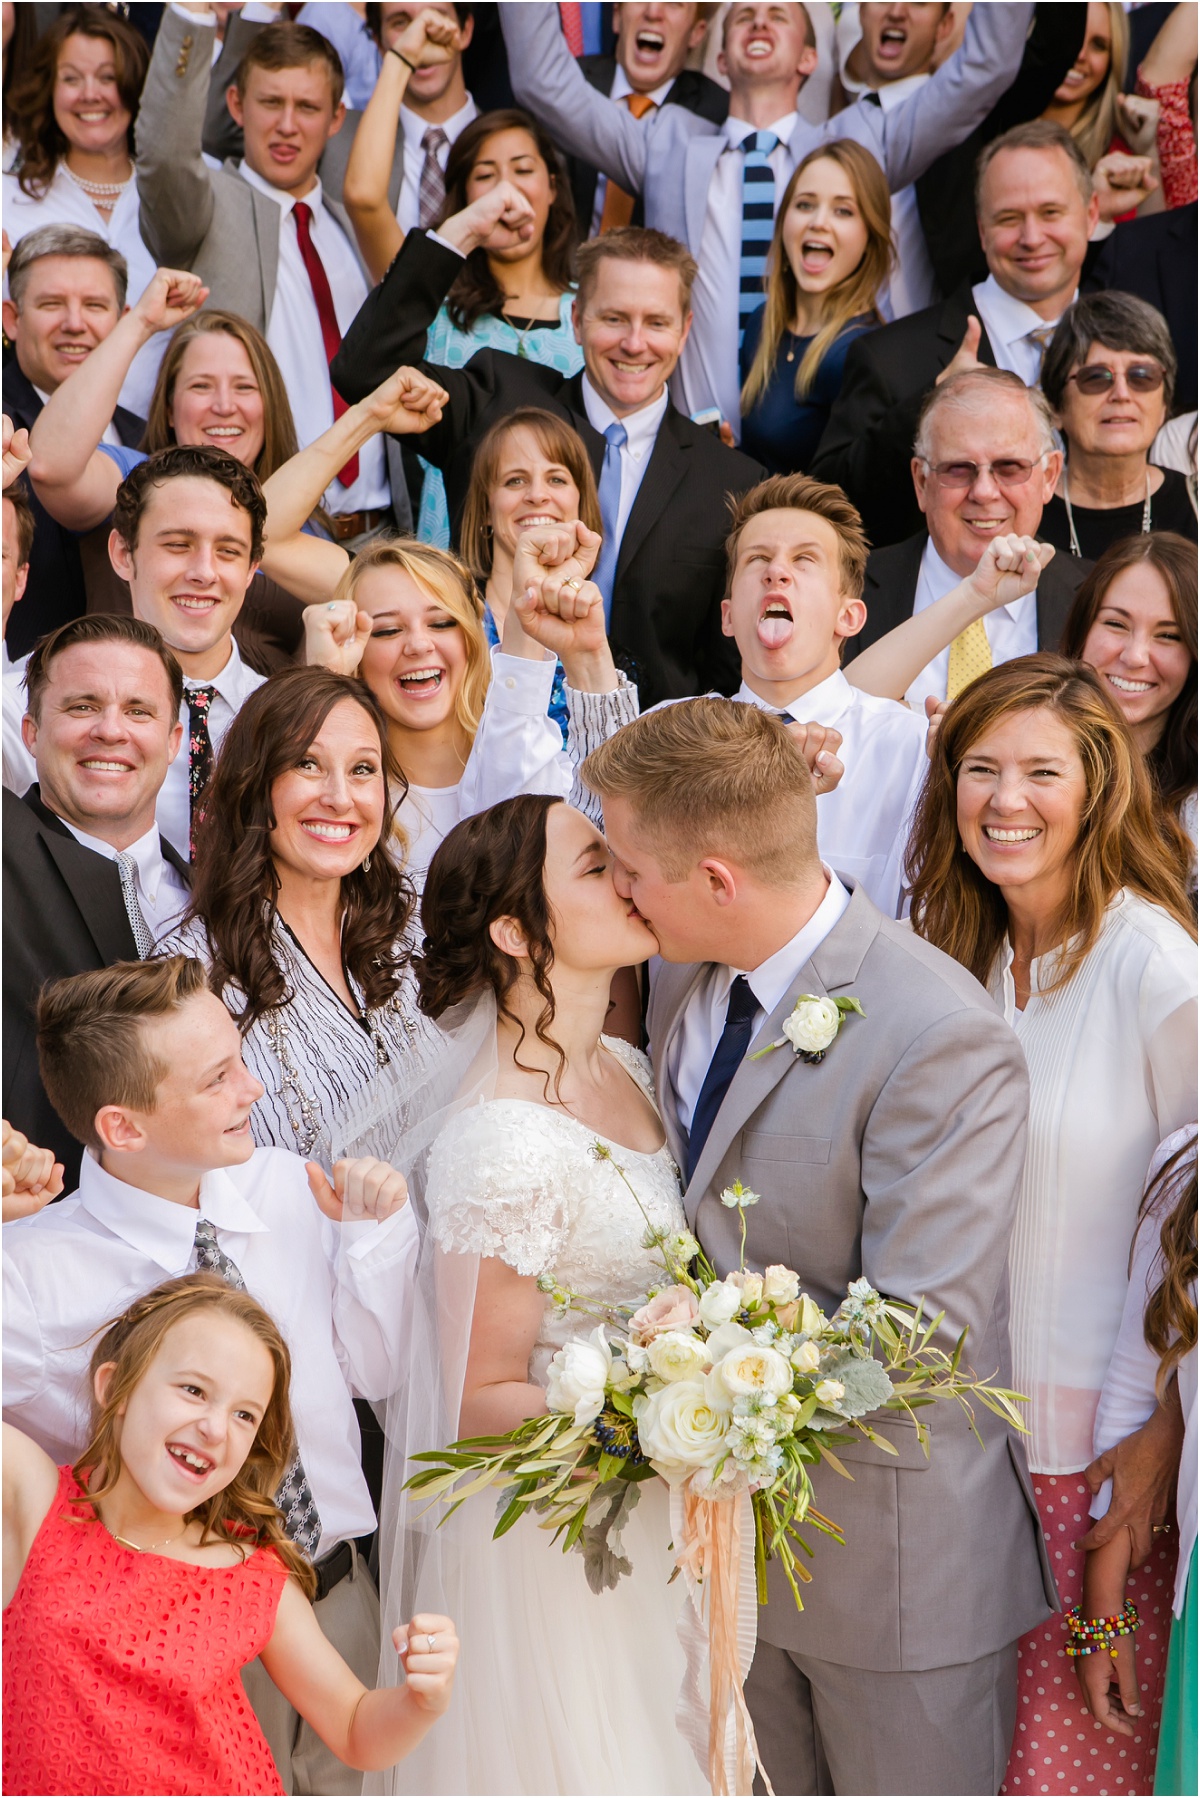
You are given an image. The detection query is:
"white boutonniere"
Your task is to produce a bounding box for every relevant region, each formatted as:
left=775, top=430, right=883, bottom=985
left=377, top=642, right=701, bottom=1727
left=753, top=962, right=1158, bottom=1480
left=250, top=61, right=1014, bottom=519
left=751, top=993, right=865, bottom=1066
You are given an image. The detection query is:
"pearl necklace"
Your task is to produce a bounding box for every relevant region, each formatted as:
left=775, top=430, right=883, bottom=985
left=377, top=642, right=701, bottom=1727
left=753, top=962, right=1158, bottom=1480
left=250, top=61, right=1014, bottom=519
left=1062, top=464, right=1152, bottom=559
left=63, top=162, right=133, bottom=202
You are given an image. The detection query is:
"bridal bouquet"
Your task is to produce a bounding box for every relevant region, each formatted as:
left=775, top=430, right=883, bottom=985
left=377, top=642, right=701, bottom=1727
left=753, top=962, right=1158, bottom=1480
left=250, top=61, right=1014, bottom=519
left=407, top=1148, right=1026, bottom=1794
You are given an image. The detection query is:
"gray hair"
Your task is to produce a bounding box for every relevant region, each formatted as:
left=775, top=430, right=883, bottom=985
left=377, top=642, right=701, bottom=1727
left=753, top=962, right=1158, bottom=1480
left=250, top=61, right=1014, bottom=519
left=1041, top=291, right=1178, bottom=415
left=975, top=118, right=1095, bottom=214
left=914, top=368, right=1058, bottom=464
left=7, top=225, right=129, bottom=311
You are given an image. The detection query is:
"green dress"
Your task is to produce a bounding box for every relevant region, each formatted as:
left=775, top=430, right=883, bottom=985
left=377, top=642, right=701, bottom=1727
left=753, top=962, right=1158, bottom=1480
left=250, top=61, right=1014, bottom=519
left=1156, top=1542, right=1198, bottom=1796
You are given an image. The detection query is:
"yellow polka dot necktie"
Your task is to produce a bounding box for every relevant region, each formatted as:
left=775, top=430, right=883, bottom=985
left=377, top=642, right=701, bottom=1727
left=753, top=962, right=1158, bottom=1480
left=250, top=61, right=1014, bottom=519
left=946, top=617, right=993, bottom=701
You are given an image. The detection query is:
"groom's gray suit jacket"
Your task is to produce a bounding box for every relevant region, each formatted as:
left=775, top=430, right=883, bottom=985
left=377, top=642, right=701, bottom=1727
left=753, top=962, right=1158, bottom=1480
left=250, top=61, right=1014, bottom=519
left=648, top=881, right=1056, bottom=1672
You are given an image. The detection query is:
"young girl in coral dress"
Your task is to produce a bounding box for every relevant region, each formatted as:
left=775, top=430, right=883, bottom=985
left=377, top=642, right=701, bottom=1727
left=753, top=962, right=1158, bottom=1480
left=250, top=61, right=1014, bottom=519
left=2, top=1273, right=458, bottom=1798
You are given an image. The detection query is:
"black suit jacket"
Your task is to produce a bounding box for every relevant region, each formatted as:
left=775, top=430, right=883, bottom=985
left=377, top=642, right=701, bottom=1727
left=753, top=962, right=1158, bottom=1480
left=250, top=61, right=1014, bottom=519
left=2, top=786, right=191, bottom=1186
left=567, top=58, right=729, bottom=230
left=1086, top=202, right=1197, bottom=414
left=845, top=532, right=1092, bottom=667
left=2, top=357, right=145, bottom=658
left=331, top=231, right=764, bottom=706
left=811, top=281, right=998, bottom=549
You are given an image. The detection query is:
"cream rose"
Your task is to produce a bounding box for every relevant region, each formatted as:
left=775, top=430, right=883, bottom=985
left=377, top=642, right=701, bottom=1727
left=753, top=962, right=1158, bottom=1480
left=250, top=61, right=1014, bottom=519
left=762, top=1265, right=800, bottom=1306
left=635, top=1381, right=729, bottom=1483
left=712, top=1343, right=793, bottom=1402
left=782, top=996, right=841, bottom=1055
left=629, top=1284, right=701, bottom=1346
left=646, top=1329, right=710, bottom=1384
left=728, top=1270, right=764, bottom=1310
left=545, top=1327, right=611, bottom=1426
left=698, top=1280, right=742, bottom=1329
left=814, top=1378, right=846, bottom=1407
left=790, top=1339, right=821, bottom=1375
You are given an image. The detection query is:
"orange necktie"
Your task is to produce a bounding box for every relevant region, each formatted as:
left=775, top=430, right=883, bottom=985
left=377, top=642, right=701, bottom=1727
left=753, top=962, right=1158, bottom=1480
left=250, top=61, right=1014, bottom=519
left=599, top=91, right=656, bottom=232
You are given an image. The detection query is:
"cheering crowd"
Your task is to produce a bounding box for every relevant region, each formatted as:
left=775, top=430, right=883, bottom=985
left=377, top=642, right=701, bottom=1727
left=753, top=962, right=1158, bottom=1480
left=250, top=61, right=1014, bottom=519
left=0, top=2, right=1197, bottom=1795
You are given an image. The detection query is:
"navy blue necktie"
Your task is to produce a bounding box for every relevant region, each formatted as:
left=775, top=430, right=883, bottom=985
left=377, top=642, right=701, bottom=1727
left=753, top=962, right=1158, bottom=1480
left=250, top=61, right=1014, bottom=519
left=685, top=975, right=760, bottom=1184
left=739, top=131, right=778, bottom=345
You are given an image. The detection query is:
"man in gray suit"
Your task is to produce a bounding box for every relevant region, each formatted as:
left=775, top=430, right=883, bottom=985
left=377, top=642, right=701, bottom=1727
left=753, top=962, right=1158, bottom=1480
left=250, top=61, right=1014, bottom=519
left=500, top=1, right=1035, bottom=440
left=584, top=698, right=1055, bottom=1795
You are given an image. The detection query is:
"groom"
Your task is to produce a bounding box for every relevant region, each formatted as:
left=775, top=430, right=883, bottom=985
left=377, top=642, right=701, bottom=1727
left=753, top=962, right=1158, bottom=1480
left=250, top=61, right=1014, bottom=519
left=583, top=700, right=1055, bottom=1798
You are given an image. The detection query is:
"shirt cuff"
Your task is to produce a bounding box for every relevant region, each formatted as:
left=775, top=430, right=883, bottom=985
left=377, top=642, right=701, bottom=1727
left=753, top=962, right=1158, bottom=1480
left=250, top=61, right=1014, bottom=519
left=487, top=649, right=557, bottom=713
left=565, top=669, right=639, bottom=750
left=340, top=1199, right=419, bottom=1264
left=171, top=1, right=218, bottom=21
left=426, top=228, right=466, bottom=260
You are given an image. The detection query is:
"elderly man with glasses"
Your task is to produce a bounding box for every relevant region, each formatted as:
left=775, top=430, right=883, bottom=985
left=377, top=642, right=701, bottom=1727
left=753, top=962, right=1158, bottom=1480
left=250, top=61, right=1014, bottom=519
left=843, top=365, right=1090, bottom=708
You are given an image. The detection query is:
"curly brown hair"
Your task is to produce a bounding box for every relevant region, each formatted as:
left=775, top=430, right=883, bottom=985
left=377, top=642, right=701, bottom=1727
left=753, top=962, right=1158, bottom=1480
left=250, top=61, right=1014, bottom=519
left=1139, top=1132, right=1197, bottom=1403
left=7, top=5, right=148, bottom=199
left=72, top=1273, right=316, bottom=1598
left=184, top=668, right=416, bottom=1030
left=414, top=793, right=568, bottom=1096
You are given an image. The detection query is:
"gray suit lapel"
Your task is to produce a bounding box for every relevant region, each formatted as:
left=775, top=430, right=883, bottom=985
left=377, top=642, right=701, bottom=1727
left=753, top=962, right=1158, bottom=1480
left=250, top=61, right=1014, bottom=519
left=684, top=134, right=725, bottom=255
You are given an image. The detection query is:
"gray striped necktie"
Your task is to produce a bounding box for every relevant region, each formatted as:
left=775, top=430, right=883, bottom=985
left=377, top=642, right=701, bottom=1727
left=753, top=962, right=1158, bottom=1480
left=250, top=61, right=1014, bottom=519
left=115, top=851, right=155, bottom=958
left=193, top=1217, right=323, bottom=1560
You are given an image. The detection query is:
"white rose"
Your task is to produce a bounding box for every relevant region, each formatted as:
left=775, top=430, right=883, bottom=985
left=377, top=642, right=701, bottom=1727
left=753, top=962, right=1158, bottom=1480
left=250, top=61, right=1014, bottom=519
left=733, top=1271, right=764, bottom=1310
left=762, top=1265, right=800, bottom=1305
left=635, top=1381, right=729, bottom=1484
left=781, top=996, right=841, bottom=1055
left=647, top=1329, right=711, bottom=1384
left=698, top=1280, right=742, bottom=1329
left=814, top=1378, right=845, bottom=1406
left=790, top=1339, right=821, bottom=1375
left=704, top=1320, right=754, bottom=1364
left=711, top=1344, right=794, bottom=1402
left=545, top=1327, right=612, bottom=1426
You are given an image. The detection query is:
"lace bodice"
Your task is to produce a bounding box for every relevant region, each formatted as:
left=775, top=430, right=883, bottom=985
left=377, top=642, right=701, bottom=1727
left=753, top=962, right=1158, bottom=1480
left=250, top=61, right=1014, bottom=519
left=426, top=1038, right=687, bottom=1383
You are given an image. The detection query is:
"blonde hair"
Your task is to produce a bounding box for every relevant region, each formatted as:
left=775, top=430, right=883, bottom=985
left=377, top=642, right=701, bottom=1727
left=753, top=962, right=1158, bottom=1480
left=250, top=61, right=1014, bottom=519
left=1064, top=2, right=1129, bottom=170
left=741, top=140, right=891, bottom=411
left=582, top=696, right=820, bottom=885
left=459, top=409, right=602, bottom=584
left=725, top=473, right=869, bottom=599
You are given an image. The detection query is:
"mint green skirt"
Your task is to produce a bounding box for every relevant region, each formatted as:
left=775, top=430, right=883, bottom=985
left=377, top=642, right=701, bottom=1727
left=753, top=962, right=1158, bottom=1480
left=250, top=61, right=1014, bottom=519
left=1156, top=1541, right=1198, bottom=1796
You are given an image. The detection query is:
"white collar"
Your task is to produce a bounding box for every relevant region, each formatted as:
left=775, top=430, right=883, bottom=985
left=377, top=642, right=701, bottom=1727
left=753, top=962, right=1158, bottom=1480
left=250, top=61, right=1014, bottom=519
left=59, top=816, right=167, bottom=901
left=237, top=158, right=324, bottom=217
left=580, top=373, right=669, bottom=455
left=740, top=868, right=852, bottom=1018
left=972, top=272, right=1075, bottom=351
left=183, top=637, right=255, bottom=706
left=723, top=111, right=797, bottom=150
left=920, top=533, right=1031, bottom=622
left=400, top=92, right=477, bottom=150
left=611, top=63, right=674, bottom=108
left=76, top=1150, right=269, bottom=1275
left=736, top=666, right=856, bottom=727
left=838, top=68, right=930, bottom=111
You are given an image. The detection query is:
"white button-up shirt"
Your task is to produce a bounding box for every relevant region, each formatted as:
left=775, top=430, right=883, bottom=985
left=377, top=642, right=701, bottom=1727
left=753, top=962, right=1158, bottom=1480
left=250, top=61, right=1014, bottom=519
left=579, top=372, right=668, bottom=551
left=2, top=648, right=30, bottom=796
left=396, top=93, right=478, bottom=236
left=970, top=272, right=1076, bottom=388
left=3, top=1146, right=419, bottom=1555
left=905, top=536, right=1039, bottom=711
left=61, top=815, right=189, bottom=942
left=668, top=867, right=852, bottom=1135
left=676, top=110, right=798, bottom=438
left=737, top=669, right=928, bottom=918
left=588, top=68, right=674, bottom=236
left=159, top=639, right=265, bottom=861
left=237, top=162, right=388, bottom=515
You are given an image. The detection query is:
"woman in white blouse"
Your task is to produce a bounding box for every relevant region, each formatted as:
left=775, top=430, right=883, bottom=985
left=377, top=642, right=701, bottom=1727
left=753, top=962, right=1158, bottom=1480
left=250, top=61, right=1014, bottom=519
left=907, top=651, right=1197, bottom=1796
left=3, top=6, right=159, bottom=416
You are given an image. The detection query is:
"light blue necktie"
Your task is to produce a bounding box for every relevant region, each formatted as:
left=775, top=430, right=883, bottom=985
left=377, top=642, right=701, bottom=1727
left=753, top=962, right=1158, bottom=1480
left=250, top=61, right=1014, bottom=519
left=594, top=420, right=628, bottom=625
left=739, top=131, right=779, bottom=345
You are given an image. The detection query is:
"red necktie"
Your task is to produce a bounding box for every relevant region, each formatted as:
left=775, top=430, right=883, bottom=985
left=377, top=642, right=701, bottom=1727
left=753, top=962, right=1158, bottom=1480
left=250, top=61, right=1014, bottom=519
left=559, top=1, right=584, bottom=56
left=292, top=199, right=358, bottom=487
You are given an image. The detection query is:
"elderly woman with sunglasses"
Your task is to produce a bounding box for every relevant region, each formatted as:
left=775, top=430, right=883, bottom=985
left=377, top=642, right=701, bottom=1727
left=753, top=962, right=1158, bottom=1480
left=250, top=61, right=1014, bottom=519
left=1040, top=292, right=1197, bottom=562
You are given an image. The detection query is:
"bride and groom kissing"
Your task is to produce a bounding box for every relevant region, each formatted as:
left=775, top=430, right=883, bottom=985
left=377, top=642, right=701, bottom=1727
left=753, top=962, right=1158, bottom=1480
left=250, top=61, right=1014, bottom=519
left=387, top=690, right=1055, bottom=1797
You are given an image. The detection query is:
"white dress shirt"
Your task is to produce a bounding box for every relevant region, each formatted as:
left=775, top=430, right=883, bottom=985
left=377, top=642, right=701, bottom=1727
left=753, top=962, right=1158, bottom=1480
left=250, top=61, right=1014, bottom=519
left=236, top=162, right=388, bottom=515
left=677, top=111, right=799, bottom=438
left=668, top=868, right=852, bottom=1136
left=61, top=816, right=189, bottom=942
left=2, top=648, right=30, bottom=796
left=157, top=639, right=265, bottom=860
left=579, top=373, right=669, bottom=551
left=396, top=93, right=478, bottom=237
left=905, top=536, right=1038, bottom=711
left=991, top=891, right=1197, bottom=1474
left=737, top=670, right=928, bottom=918
left=2, top=1145, right=419, bottom=1555
left=970, top=272, right=1075, bottom=388
left=837, top=70, right=938, bottom=320
left=589, top=67, right=674, bottom=236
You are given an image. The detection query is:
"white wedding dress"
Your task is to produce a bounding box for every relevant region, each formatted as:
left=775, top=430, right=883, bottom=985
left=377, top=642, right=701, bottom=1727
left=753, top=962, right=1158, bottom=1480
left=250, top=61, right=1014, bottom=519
left=388, top=1036, right=708, bottom=1796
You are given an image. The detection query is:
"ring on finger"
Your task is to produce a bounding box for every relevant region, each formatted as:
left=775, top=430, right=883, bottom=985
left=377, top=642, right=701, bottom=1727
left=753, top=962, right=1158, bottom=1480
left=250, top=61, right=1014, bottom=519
left=562, top=576, right=583, bottom=591
left=426, top=1634, right=437, bottom=1653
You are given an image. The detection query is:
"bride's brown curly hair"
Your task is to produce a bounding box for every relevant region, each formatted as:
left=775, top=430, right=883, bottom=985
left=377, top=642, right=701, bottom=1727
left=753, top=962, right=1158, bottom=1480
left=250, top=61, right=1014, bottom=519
left=1139, top=1132, right=1197, bottom=1402
left=415, top=794, right=568, bottom=1097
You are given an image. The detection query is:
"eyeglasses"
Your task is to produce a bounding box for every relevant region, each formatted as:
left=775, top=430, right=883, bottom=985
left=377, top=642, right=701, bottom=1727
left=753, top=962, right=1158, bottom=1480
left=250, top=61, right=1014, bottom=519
left=921, top=456, right=1047, bottom=491
left=1067, top=362, right=1166, bottom=396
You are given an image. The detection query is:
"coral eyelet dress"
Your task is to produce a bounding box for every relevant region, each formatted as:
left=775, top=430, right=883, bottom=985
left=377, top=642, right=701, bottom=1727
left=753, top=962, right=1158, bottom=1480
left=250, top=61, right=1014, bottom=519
left=3, top=1465, right=289, bottom=1797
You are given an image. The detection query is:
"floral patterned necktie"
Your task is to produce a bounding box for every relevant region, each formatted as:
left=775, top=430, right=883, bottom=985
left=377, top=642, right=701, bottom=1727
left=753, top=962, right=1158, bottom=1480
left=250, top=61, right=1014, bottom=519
left=187, top=684, right=217, bottom=861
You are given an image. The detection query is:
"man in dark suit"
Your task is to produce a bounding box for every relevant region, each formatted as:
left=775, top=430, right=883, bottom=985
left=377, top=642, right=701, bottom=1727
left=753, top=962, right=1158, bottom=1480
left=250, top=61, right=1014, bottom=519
left=567, top=3, right=728, bottom=234
left=814, top=120, right=1099, bottom=548
left=2, top=227, right=145, bottom=655
left=1085, top=201, right=1197, bottom=415
left=843, top=368, right=1089, bottom=701
left=3, top=614, right=189, bottom=1186
left=333, top=221, right=765, bottom=706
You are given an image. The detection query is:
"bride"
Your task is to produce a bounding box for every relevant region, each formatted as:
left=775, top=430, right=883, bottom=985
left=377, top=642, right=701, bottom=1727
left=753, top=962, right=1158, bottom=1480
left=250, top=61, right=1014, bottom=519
left=374, top=766, right=708, bottom=1792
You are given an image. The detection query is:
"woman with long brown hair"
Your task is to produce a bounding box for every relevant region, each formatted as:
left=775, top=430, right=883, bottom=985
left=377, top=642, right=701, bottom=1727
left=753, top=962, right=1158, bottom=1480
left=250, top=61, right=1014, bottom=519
left=739, top=139, right=891, bottom=475
left=906, top=652, right=1197, bottom=1794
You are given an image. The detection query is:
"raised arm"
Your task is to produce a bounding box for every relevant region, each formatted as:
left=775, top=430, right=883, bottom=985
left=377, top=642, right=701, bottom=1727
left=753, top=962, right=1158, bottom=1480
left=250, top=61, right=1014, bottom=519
left=499, top=0, right=651, bottom=195
left=135, top=4, right=221, bottom=269
left=28, top=268, right=208, bottom=531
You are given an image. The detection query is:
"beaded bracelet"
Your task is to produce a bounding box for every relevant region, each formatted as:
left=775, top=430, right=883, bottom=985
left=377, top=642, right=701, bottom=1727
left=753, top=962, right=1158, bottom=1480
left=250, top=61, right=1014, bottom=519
left=1064, top=1599, right=1140, bottom=1659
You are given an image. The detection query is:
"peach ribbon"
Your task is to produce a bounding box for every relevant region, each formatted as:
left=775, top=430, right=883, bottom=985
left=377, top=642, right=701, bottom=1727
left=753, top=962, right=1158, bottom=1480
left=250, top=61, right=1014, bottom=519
left=670, top=1486, right=774, bottom=1797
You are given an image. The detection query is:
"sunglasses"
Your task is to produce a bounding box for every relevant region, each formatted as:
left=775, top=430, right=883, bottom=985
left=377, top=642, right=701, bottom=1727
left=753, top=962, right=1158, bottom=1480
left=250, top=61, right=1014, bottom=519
left=1067, top=362, right=1166, bottom=396
left=922, top=456, right=1046, bottom=491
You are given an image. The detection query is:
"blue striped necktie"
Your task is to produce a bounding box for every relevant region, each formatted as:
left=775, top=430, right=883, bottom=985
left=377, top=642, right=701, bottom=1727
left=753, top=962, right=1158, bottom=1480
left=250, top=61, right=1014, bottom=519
left=738, top=131, right=779, bottom=345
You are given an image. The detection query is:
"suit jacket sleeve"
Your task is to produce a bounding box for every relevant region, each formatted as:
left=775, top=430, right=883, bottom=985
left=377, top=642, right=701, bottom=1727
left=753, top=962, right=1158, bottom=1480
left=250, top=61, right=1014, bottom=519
left=860, top=1004, right=1029, bottom=1349
left=500, top=1, right=650, bottom=195
left=810, top=331, right=927, bottom=547
left=135, top=5, right=218, bottom=268
left=202, top=10, right=260, bottom=162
